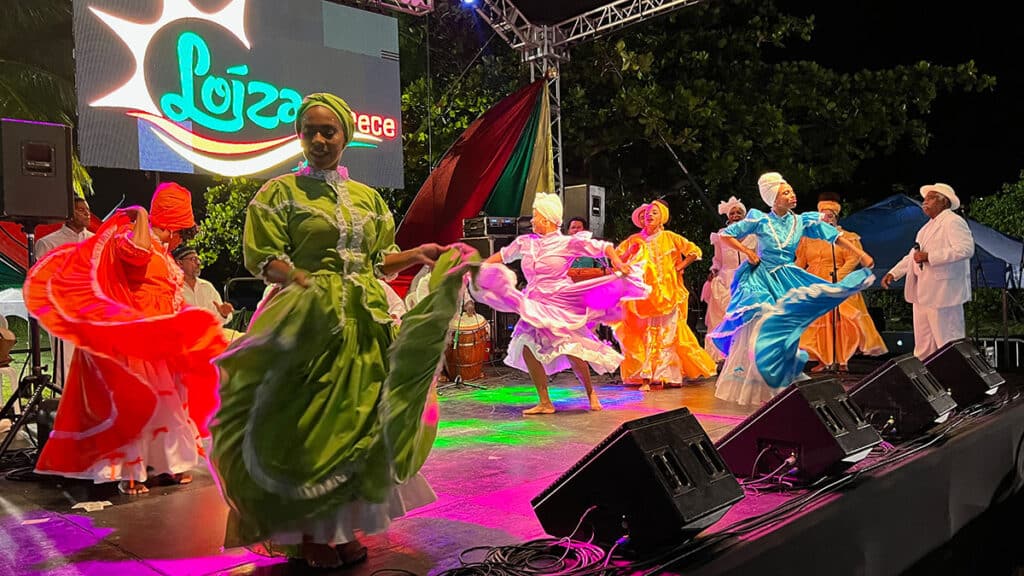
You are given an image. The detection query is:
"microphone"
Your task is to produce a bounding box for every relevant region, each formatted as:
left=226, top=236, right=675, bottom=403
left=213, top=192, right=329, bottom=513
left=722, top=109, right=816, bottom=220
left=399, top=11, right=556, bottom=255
left=913, top=242, right=923, bottom=270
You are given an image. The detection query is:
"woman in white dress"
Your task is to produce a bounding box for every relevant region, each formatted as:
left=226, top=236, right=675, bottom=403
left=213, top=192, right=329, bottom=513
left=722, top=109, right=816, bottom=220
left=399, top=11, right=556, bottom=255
left=701, top=196, right=757, bottom=361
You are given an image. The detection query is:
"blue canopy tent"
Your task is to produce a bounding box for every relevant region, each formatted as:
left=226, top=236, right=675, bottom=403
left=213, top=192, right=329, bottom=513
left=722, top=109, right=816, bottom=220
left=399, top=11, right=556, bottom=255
left=841, top=194, right=1023, bottom=289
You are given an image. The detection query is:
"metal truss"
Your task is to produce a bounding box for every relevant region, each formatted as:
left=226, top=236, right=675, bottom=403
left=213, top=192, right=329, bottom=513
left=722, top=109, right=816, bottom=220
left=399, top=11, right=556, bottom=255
left=475, top=0, right=701, bottom=194
left=343, top=0, right=435, bottom=17
left=556, top=0, right=701, bottom=47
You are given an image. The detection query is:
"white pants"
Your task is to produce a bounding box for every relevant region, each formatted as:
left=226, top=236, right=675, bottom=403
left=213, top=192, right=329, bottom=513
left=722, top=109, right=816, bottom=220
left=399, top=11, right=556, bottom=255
left=912, top=304, right=965, bottom=360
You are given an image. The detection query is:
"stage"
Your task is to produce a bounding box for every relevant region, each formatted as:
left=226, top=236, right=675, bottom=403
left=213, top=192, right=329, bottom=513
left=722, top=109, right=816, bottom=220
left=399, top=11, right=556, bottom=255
left=0, top=362, right=1021, bottom=576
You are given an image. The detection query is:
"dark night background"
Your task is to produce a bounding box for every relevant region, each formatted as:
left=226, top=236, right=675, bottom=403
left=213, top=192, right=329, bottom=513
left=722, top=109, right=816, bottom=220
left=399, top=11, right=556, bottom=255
left=86, top=1, right=1024, bottom=222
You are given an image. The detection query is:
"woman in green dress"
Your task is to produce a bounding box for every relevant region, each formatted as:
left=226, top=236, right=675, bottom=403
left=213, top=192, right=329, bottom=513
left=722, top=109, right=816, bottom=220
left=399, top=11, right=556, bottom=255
left=210, top=93, right=473, bottom=569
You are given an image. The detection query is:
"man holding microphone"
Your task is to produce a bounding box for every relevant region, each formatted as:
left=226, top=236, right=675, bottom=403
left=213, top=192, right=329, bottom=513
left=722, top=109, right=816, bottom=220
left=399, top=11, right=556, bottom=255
left=881, top=183, right=974, bottom=359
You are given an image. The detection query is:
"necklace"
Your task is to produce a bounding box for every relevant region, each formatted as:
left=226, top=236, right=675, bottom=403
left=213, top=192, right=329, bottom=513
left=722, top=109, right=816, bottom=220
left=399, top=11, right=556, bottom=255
left=766, top=212, right=798, bottom=250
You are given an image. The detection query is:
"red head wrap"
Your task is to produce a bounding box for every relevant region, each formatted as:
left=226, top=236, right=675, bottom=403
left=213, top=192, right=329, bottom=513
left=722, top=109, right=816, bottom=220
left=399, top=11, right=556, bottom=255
left=149, top=183, right=195, bottom=230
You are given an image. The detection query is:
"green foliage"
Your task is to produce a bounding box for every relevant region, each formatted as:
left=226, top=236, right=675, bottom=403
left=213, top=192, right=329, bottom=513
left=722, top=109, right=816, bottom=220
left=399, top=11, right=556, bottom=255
left=0, top=0, right=93, bottom=195
left=194, top=178, right=262, bottom=283
left=557, top=0, right=995, bottom=245
left=969, top=170, right=1024, bottom=240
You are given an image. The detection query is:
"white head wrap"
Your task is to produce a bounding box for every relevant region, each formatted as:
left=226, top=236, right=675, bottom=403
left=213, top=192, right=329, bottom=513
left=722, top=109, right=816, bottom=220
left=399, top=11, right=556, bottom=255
left=718, top=196, right=746, bottom=216
left=532, top=192, right=563, bottom=227
left=758, top=172, right=787, bottom=206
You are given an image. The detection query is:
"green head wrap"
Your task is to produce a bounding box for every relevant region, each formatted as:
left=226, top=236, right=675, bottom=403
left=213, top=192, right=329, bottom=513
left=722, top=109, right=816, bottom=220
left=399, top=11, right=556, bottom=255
left=295, top=93, right=356, bottom=148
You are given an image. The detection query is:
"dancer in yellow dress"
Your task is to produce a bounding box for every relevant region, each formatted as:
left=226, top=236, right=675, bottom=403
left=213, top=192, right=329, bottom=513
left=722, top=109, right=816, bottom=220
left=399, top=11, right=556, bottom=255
left=795, top=195, right=887, bottom=371
left=616, top=200, right=717, bottom=390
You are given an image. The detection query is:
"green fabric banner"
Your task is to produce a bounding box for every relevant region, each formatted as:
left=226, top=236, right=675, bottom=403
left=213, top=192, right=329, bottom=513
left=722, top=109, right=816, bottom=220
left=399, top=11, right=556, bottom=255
left=483, top=90, right=542, bottom=217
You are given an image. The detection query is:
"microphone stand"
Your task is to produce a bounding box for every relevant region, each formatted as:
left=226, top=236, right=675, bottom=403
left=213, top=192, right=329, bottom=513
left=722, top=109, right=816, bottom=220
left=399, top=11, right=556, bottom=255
left=827, top=243, right=839, bottom=373
left=438, top=291, right=485, bottom=394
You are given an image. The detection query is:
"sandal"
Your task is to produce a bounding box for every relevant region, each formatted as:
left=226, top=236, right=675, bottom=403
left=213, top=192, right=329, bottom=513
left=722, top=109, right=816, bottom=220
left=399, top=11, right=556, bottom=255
left=117, top=480, right=149, bottom=495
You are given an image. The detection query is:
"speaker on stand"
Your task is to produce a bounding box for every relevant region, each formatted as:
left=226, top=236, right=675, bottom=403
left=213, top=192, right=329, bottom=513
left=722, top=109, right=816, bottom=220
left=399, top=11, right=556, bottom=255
left=0, top=118, right=73, bottom=469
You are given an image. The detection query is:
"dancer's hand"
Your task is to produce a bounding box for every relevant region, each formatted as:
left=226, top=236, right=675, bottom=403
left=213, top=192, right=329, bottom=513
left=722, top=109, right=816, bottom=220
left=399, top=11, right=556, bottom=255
left=745, top=249, right=760, bottom=266
left=443, top=242, right=480, bottom=263
left=118, top=206, right=147, bottom=222
left=415, top=243, right=447, bottom=265
left=881, top=273, right=895, bottom=289
left=612, top=260, right=632, bottom=276
left=859, top=252, right=874, bottom=268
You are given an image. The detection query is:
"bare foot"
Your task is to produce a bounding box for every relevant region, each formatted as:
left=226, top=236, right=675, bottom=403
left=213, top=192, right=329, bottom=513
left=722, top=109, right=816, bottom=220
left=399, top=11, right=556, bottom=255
left=118, top=480, right=149, bottom=495
left=172, top=472, right=193, bottom=485
left=638, top=384, right=651, bottom=391
left=588, top=396, right=603, bottom=411
left=523, top=404, right=556, bottom=415
left=810, top=364, right=829, bottom=373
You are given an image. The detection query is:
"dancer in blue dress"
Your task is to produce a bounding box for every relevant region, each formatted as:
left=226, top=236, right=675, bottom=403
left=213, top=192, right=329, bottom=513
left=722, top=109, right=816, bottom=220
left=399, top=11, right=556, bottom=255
left=710, top=172, right=876, bottom=405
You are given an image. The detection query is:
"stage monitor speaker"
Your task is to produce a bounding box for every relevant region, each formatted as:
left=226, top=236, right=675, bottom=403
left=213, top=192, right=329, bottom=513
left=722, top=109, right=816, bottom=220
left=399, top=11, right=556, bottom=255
left=924, top=339, right=1004, bottom=406
left=0, top=118, right=73, bottom=221
left=716, top=378, right=881, bottom=482
left=563, top=184, right=605, bottom=237
left=849, top=354, right=957, bottom=438
left=532, top=407, right=743, bottom=550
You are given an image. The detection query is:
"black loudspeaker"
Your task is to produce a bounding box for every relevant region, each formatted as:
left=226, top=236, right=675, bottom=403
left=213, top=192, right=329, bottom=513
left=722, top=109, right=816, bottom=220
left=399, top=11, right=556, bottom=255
left=849, top=354, right=957, bottom=438
left=716, top=378, right=881, bottom=482
left=35, top=398, right=60, bottom=453
left=924, top=339, right=1004, bottom=406
left=532, top=407, right=743, bottom=550
left=0, top=118, right=73, bottom=221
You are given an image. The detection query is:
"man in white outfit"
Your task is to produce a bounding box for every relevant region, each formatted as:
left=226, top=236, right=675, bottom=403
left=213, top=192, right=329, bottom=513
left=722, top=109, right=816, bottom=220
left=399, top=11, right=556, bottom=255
left=172, top=247, right=234, bottom=325
left=35, top=197, right=94, bottom=385
left=881, top=183, right=974, bottom=359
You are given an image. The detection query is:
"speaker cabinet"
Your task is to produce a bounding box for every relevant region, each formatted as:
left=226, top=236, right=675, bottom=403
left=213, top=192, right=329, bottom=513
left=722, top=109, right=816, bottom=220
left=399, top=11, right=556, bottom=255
left=716, top=378, right=881, bottom=481
left=532, top=407, right=743, bottom=550
left=924, top=339, right=1004, bottom=406
left=564, top=184, right=605, bottom=237
left=849, top=354, right=957, bottom=438
left=0, top=118, right=73, bottom=221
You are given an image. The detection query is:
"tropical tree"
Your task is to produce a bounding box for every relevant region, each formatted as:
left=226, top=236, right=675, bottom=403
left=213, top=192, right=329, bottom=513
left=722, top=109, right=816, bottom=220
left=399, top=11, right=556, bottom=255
left=559, top=0, right=996, bottom=246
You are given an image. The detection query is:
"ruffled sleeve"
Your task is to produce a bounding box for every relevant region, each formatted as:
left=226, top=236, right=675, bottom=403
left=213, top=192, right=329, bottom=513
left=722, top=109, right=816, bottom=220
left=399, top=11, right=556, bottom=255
left=722, top=209, right=763, bottom=238
left=499, top=235, right=528, bottom=263
left=244, top=179, right=294, bottom=280
left=800, top=211, right=840, bottom=243
left=364, top=184, right=401, bottom=281
left=114, top=230, right=153, bottom=268
left=566, top=231, right=612, bottom=258
left=672, top=232, right=702, bottom=260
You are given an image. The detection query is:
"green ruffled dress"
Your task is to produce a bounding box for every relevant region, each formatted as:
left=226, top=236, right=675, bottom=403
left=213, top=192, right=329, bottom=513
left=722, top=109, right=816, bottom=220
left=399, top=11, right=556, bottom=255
left=210, top=168, right=466, bottom=547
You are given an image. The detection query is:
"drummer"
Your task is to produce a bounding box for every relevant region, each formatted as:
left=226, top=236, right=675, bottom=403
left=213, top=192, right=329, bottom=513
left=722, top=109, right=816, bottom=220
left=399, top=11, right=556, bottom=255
left=449, top=298, right=491, bottom=339
left=567, top=217, right=609, bottom=270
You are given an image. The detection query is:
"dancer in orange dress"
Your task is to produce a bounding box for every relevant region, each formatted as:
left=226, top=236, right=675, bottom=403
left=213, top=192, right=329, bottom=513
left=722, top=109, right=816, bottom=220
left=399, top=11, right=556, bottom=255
left=616, top=200, right=717, bottom=390
left=24, top=183, right=227, bottom=495
left=795, top=195, right=887, bottom=371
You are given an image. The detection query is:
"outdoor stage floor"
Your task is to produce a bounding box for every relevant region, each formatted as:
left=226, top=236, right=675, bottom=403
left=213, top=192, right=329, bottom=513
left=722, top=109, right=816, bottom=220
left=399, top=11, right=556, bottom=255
left=0, top=361, right=1019, bottom=575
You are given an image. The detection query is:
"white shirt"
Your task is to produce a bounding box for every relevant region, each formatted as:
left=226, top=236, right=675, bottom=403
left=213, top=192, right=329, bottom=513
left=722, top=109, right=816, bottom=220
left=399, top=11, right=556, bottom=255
left=35, top=224, right=94, bottom=260
left=182, top=277, right=233, bottom=324
left=887, top=209, right=974, bottom=309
